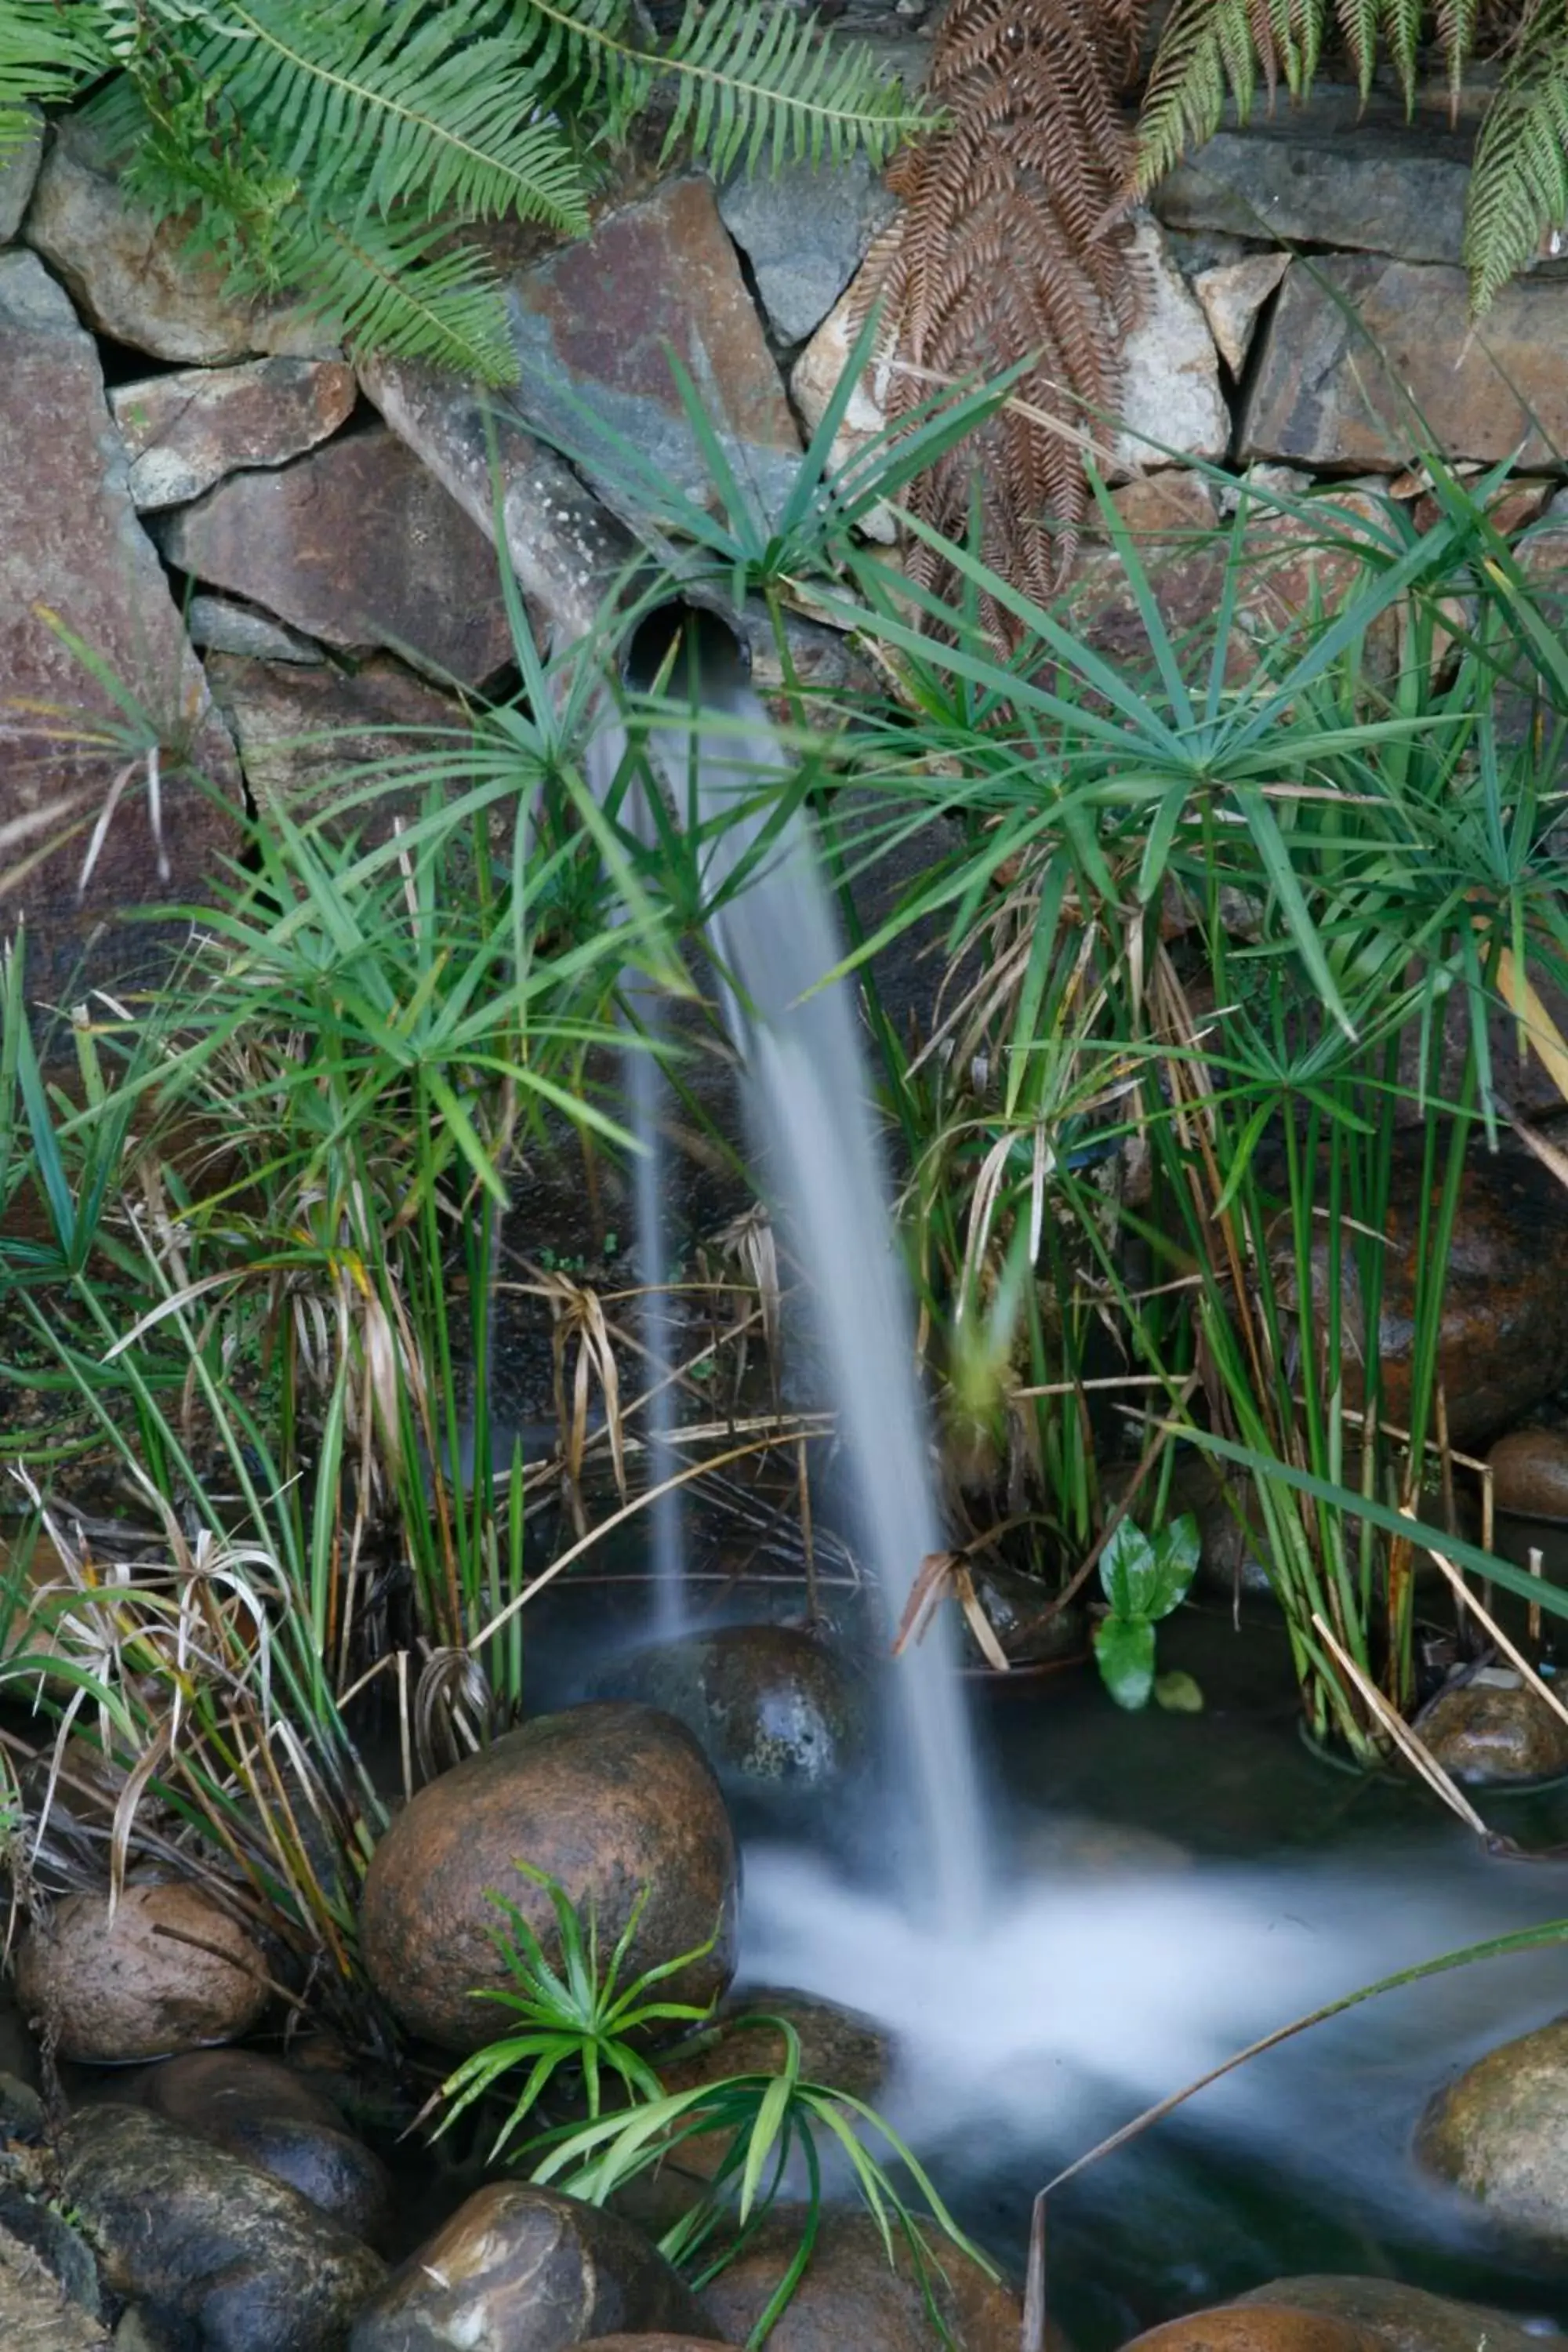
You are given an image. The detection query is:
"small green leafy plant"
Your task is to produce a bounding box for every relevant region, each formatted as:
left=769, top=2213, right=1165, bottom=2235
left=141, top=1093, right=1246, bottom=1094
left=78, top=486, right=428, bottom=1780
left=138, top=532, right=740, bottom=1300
left=1092, top=1515, right=1200, bottom=1711
left=433, top=1863, right=720, bottom=2155
left=431, top=1866, right=993, bottom=2345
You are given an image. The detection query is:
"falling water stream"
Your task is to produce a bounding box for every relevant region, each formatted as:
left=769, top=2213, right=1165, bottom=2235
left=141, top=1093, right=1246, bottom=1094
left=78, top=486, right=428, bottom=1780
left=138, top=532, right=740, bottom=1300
left=630, top=608, right=988, bottom=1923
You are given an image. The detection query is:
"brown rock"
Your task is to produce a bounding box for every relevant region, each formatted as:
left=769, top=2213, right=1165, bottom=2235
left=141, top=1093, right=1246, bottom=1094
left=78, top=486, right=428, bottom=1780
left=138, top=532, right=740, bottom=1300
left=1417, top=2015, right=1568, bottom=2244
left=204, top=652, right=472, bottom=829
left=160, top=426, right=515, bottom=688
left=1414, top=1670, right=1568, bottom=1784
left=575, top=2340, right=737, bottom=2350
left=788, top=266, right=900, bottom=543
left=360, top=1703, right=738, bottom=2054
left=1123, top=2310, right=1385, bottom=2352
left=347, top=2183, right=721, bottom=2352
left=60, top=2103, right=385, bottom=2352
left=1193, top=253, right=1290, bottom=376
left=25, top=113, right=333, bottom=364
left=135, top=2049, right=395, bottom=2249
left=506, top=175, right=801, bottom=533
left=111, top=358, right=358, bottom=510
left=1490, top=1428, right=1568, bottom=1521
left=15, top=1883, right=268, bottom=2063
left=1290, top=1134, right=1568, bottom=1446
left=1243, top=258, right=1568, bottom=469
left=699, top=2210, right=1020, bottom=2350
left=1061, top=474, right=1228, bottom=670
left=1231, top=485, right=1396, bottom=652
left=0, top=249, right=241, bottom=1013
left=1232, top=2274, right=1548, bottom=2352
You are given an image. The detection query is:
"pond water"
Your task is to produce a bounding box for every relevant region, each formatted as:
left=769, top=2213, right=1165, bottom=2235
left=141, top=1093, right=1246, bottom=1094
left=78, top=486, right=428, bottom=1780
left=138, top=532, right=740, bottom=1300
left=532, top=1573, right=1568, bottom=2347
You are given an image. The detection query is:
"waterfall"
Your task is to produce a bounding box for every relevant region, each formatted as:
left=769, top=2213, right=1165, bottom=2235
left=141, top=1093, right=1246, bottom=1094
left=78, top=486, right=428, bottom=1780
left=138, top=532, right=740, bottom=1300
left=631, top=609, right=989, bottom=1926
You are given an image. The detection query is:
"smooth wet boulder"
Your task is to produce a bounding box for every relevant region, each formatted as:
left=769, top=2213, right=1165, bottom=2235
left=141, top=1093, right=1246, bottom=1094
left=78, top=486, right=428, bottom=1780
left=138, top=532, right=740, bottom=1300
left=360, top=1704, right=738, bottom=2054
left=58, top=2103, right=384, bottom=2352
left=15, top=1884, right=268, bottom=2062
left=601, top=1628, right=868, bottom=1790
left=0, top=2218, right=109, bottom=2350
left=698, top=2210, right=1022, bottom=2350
left=1121, top=2310, right=1385, bottom=2352
left=1232, top=2275, right=1550, bottom=2352
left=1287, top=1137, right=1568, bottom=1446
left=1488, top=1428, right=1568, bottom=1522
left=134, top=2049, right=394, bottom=2249
left=1417, top=2016, right=1568, bottom=2244
left=1410, top=1670, right=1568, bottom=1784
left=347, top=2182, right=722, bottom=2352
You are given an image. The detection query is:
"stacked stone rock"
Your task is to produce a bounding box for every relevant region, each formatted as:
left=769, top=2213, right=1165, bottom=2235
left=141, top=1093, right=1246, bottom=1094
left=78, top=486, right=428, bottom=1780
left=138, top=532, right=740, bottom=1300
left=9, top=65, right=1568, bottom=1018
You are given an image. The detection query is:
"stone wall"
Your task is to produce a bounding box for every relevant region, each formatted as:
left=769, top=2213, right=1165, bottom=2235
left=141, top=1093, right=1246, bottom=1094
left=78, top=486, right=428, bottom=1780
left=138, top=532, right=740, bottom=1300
left=2, top=62, right=1565, bottom=1018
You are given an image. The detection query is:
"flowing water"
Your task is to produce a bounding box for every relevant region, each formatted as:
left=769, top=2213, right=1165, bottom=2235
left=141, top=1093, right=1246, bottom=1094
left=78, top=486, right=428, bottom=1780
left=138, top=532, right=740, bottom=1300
left=631, top=609, right=988, bottom=1923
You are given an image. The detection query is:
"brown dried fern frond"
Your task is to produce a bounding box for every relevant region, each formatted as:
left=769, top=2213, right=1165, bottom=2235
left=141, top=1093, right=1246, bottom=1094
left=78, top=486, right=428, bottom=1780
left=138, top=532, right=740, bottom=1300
left=861, top=0, right=1147, bottom=641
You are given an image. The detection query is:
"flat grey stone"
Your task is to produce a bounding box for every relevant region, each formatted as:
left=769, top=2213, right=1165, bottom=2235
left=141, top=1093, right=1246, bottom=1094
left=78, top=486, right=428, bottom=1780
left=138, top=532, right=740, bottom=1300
left=718, top=154, right=898, bottom=343
left=1155, top=90, right=1474, bottom=265
left=0, top=112, right=43, bottom=243
left=187, top=596, right=326, bottom=665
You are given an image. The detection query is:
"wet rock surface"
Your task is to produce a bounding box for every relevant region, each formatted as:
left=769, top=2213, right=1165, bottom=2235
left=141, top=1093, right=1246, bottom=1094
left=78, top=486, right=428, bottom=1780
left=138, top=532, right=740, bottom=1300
left=698, top=2210, right=1022, bottom=2350
left=111, top=358, right=358, bottom=510
left=1231, top=2276, right=1550, bottom=2352
left=1293, top=1134, right=1568, bottom=1446
left=59, top=2103, right=385, bottom=2352
left=348, top=2181, right=721, bottom=2352
left=1488, top=1428, right=1568, bottom=1523
left=133, top=2049, right=394, bottom=2249
left=1412, top=1670, right=1568, bottom=1784
left=597, top=1625, right=869, bottom=1789
left=361, top=1702, right=739, bottom=2053
left=0, top=247, right=240, bottom=1010
left=1417, top=2015, right=1568, bottom=2244
left=15, top=1884, right=268, bottom=2063
left=1123, top=2309, right=1385, bottom=2352
left=158, top=426, right=515, bottom=688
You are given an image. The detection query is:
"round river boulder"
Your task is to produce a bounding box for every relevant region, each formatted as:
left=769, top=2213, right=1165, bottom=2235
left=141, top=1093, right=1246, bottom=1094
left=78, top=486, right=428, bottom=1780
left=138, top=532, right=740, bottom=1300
left=1122, top=2310, right=1385, bottom=2352
left=360, top=1702, right=738, bottom=2053
left=58, top=2102, right=385, bottom=2352
left=347, top=2181, right=722, bottom=2352
left=600, top=1626, right=868, bottom=1791
left=699, top=2209, right=1022, bottom=2350
left=1417, top=2014, right=1568, bottom=2243
left=1232, top=2274, right=1550, bottom=2352
left=1487, top=1427, right=1568, bottom=1521
left=1410, top=1671, right=1568, bottom=1784
left=134, top=2047, right=395, bottom=2248
left=15, top=1882, right=268, bottom=2062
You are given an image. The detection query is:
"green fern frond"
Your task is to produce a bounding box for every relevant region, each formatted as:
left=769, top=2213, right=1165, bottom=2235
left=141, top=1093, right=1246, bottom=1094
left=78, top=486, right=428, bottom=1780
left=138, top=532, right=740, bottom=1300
left=160, top=0, right=587, bottom=234
left=1334, top=0, right=1380, bottom=97
left=273, top=209, right=520, bottom=381
left=1137, top=0, right=1258, bottom=190
left=1465, top=0, right=1568, bottom=309
left=1378, top=0, right=1424, bottom=105
left=1436, top=0, right=1480, bottom=118
left=524, top=0, right=931, bottom=174
left=0, top=1, right=110, bottom=148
